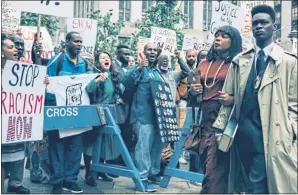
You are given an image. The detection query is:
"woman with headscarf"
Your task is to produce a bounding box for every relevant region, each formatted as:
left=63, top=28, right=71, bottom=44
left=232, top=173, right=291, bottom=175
left=190, top=25, right=242, bottom=193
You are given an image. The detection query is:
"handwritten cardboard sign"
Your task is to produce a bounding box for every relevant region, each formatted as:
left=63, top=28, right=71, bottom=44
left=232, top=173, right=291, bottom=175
left=151, top=27, right=177, bottom=55
left=182, top=34, right=205, bottom=51
left=1, top=60, right=47, bottom=144
left=150, top=80, right=179, bottom=143
left=208, top=1, right=245, bottom=43
left=241, top=1, right=273, bottom=36
left=67, top=18, right=98, bottom=59
left=9, top=1, right=74, bottom=17
left=20, top=26, right=54, bottom=62
left=1, top=1, right=21, bottom=33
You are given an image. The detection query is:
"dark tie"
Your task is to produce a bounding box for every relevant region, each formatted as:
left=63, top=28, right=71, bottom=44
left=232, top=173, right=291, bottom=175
left=256, top=50, right=266, bottom=75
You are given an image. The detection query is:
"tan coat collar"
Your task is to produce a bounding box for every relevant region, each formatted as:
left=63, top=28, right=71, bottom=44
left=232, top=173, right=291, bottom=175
left=233, top=43, right=283, bottom=67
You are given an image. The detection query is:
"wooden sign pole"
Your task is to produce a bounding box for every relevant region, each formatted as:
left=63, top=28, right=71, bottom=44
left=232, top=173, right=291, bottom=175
left=35, top=14, right=42, bottom=64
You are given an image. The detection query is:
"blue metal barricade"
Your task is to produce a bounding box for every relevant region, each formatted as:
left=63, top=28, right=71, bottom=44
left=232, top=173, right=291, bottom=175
left=44, top=104, right=145, bottom=192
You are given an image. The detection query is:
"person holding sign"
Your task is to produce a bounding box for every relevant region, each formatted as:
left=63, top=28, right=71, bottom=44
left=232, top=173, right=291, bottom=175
left=83, top=51, right=123, bottom=186
left=214, top=5, right=297, bottom=194
left=1, top=33, right=30, bottom=194
left=121, top=43, right=164, bottom=192
left=46, top=32, right=88, bottom=194
left=190, top=26, right=243, bottom=193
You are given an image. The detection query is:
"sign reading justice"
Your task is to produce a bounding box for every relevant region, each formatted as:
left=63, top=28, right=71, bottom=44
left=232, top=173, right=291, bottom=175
left=1, top=60, right=47, bottom=144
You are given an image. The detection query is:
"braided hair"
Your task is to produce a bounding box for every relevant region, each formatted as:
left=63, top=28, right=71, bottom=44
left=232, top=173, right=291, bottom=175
left=94, top=51, right=121, bottom=102
left=206, top=25, right=242, bottom=63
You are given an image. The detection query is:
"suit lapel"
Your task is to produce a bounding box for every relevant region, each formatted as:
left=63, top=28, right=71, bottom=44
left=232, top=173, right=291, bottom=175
left=259, top=44, right=282, bottom=91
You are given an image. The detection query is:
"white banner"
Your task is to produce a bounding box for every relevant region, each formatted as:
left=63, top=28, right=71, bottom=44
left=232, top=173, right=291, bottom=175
left=151, top=27, right=177, bottom=55
left=1, top=60, right=47, bottom=144
left=1, top=1, right=21, bottom=33
left=20, top=26, right=54, bottom=61
left=9, top=1, right=73, bottom=17
left=67, top=18, right=98, bottom=59
left=182, top=34, right=205, bottom=51
left=208, top=1, right=245, bottom=43
left=241, top=1, right=273, bottom=36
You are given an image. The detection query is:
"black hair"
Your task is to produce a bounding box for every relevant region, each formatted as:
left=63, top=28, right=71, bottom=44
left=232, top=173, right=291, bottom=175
left=206, top=25, right=242, bottom=64
left=196, top=49, right=209, bottom=67
left=1, top=34, right=9, bottom=50
left=251, top=5, right=276, bottom=23
left=65, top=31, right=80, bottom=42
left=116, top=44, right=130, bottom=51
left=93, top=51, right=121, bottom=102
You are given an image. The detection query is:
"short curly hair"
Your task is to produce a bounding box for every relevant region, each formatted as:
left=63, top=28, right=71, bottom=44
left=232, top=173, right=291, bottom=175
left=251, top=5, right=276, bottom=23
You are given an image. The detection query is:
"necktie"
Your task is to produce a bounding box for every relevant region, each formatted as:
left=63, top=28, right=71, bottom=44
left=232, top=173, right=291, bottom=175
left=256, top=50, right=266, bottom=75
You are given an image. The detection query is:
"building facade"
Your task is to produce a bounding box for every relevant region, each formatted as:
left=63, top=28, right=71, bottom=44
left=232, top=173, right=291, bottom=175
left=57, top=0, right=296, bottom=48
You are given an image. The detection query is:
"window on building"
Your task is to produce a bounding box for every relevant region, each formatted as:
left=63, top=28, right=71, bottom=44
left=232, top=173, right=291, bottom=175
left=142, top=0, right=154, bottom=21
left=203, top=0, right=212, bottom=31
left=142, top=0, right=154, bottom=12
left=292, top=0, right=298, bottom=30
left=74, top=0, right=94, bottom=18
left=273, top=0, right=282, bottom=38
left=184, top=1, right=194, bottom=29
left=119, top=0, right=131, bottom=21
left=274, top=0, right=281, bottom=12
left=118, top=36, right=131, bottom=46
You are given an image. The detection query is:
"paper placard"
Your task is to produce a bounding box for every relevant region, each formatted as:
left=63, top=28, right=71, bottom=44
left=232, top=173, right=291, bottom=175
left=67, top=18, right=98, bottom=59
left=151, top=27, right=177, bottom=55
left=1, top=60, right=47, bottom=144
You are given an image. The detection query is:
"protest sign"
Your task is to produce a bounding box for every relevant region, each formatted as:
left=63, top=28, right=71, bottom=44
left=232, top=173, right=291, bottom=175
left=150, top=80, right=179, bottom=143
left=1, top=1, right=21, bottom=34
left=1, top=60, right=47, bottom=144
left=20, top=26, right=54, bottom=61
left=151, top=27, right=177, bottom=55
left=67, top=18, right=98, bottom=59
left=241, top=1, right=273, bottom=36
left=208, top=1, right=245, bottom=43
left=137, top=36, right=150, bottom=61
left=9, top=1, right=73, bottom=17
left=182, top=34, right=205, bottom=51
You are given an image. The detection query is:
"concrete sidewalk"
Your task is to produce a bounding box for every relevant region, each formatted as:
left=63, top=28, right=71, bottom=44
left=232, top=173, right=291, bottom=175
left=3, top=162, right=202, bottom=194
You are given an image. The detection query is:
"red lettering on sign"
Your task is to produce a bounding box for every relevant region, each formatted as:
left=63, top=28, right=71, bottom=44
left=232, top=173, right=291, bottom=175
left=72, top=19, right=92, bottom=30
left=23, top=117, right=32, bottom=140
left=7, top=116, right=16, bottom=142
left=6, top=116, right=33, bottom=142
left=16, top=116, right=23, bottom=140
left=2, top=92, right=44, bottom=115
left=2, top=91, right=7, bottom=114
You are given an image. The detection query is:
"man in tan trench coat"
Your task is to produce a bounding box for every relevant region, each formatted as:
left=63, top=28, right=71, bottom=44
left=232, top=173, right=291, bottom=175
left=213, top=5, right=297, bottom=194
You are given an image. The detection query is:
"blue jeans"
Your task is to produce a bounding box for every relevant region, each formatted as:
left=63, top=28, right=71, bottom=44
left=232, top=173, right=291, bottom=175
left=133, top=121, right=163, bottom=181
left=48, top=130, right=83, bottom=184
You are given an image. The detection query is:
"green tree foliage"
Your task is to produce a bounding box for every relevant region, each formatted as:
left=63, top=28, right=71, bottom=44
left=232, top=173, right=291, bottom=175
left=88, top=10, right=124, bottom=56
left=20, top=12, right=59, bottom=36
left=131, top=1, right=186, bottom=59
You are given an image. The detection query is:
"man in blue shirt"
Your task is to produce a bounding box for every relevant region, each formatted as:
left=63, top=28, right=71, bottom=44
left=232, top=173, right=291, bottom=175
left=46, top=32, right=87, bottom=194
left=122, top=43, right=163, bottom=192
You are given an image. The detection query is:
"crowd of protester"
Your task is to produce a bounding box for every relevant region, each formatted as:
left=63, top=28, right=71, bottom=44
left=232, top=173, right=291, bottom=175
left=1, top=4, right=297, bottom=194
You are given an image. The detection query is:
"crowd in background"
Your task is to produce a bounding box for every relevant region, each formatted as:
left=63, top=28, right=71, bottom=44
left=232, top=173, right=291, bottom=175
left=1, top=4, right=297, bottom=195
